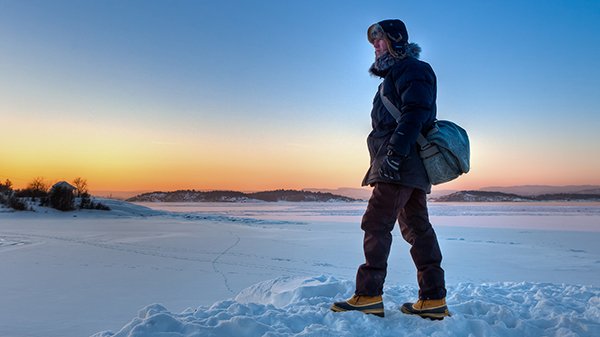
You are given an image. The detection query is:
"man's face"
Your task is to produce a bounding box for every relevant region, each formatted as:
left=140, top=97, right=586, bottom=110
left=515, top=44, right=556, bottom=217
left=373, top=38, right=389, bottom=58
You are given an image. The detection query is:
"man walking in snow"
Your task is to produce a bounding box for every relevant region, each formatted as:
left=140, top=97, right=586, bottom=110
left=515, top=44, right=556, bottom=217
left=331, top=19, right=449, bottom=319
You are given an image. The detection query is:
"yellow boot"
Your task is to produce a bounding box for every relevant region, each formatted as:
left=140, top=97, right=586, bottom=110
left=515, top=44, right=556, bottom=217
left=331, top=294, right=384, bottom=317
left=400, top=298, right=450, bottom=320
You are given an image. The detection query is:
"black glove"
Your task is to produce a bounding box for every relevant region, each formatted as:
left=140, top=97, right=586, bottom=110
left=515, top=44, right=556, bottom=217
left=379, top=148, right=406, bottom=181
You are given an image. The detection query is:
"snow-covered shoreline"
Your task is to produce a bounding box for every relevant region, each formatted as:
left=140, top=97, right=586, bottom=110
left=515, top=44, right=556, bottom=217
left=1, top=200, right=599, bottom=337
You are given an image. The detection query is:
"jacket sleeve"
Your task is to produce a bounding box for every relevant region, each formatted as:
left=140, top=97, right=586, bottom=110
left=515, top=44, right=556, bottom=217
left=388, top=68, right=435, bottom=157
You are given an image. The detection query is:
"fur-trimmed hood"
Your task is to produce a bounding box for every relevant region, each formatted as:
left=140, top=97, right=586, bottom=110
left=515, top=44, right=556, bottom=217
left=396, top=42, right=421, bottom=59
left=369, top=42, right=422, bottom=78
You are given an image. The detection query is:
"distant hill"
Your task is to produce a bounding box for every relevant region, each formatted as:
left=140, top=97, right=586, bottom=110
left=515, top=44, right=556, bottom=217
left=303, top=187, right=457, bottom=201
left=91, top=190, right=152, bottom=200
left=433, top=190, right=600, bottom=202
left=478, top=185, right=600, bottom=196
left=577, top=188, right=600, bottom=194
left=115, top=185, right=600, bottom=203
left=434, top=191, right=531, bottom=202
left=127, top=189, right=358, bottom=202
left=303, top=187, right=372, bottom=201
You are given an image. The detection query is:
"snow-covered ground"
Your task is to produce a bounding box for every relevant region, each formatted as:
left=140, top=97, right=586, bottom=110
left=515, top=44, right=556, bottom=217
left=0, top=200, right=599, bottom=337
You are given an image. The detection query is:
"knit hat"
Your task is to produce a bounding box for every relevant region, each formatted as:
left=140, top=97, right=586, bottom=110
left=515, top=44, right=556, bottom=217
left=367, top=19, right=409, bottom=51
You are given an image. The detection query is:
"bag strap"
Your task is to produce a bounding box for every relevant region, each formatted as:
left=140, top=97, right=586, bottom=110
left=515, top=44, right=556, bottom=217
left=378, top=83, right=429, bottom=148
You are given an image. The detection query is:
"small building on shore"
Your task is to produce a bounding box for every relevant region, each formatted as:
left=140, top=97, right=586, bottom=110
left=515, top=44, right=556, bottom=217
left=49, top=181, right=76, bottom=211
left=50, top=181, right=76, bottom=194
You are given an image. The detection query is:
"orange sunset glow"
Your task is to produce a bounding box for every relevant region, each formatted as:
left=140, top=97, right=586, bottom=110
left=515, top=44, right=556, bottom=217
left=1, top=0, right=599, bottom=195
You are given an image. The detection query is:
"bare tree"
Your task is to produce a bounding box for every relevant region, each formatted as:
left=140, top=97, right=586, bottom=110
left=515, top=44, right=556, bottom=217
left=0, top=179, right=12, bottom=193
left=72, top=177, right=88, bottom=197
left=28, top=177, right=48, bottom=194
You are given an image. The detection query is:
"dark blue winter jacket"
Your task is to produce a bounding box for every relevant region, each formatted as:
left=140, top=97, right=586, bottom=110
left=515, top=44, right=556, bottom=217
left=361, top=56, right=437, bottom=193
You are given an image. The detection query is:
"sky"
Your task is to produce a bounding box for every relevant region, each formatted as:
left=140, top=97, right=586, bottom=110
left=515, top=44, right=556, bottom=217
left=1, top=0, right=599, bottom=193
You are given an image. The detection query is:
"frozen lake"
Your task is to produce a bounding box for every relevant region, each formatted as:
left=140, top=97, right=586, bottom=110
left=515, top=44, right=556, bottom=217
left=1, top=200, right=599, bottom=337
left=136, top=201, right=600, bottom=231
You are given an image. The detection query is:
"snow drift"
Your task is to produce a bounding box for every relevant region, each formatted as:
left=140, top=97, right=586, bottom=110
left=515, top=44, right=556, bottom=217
left=93, top=275, right=600, bottom=337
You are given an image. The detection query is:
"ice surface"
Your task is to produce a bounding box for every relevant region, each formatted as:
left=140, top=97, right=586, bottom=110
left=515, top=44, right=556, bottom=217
left=137, top=201, right=600, bottom=231
left=0, top=200, right=599, bottom=336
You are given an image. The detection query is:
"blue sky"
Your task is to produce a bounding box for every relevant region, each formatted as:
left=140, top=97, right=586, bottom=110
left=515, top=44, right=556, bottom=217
left=1, top=0, right=599, bottom=191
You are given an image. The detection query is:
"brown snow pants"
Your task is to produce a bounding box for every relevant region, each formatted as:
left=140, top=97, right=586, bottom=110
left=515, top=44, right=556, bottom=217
left=355, top=182, right=446, bottom=300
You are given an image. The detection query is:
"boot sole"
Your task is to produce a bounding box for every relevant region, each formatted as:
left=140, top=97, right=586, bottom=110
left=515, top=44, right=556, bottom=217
left=331, top=304, right=385, bottom=317
left=400, top=306, right=450, bottom=320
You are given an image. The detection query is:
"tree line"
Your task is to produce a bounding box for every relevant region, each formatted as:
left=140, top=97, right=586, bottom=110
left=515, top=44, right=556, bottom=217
left=0, top=177, right=109, bottom=211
